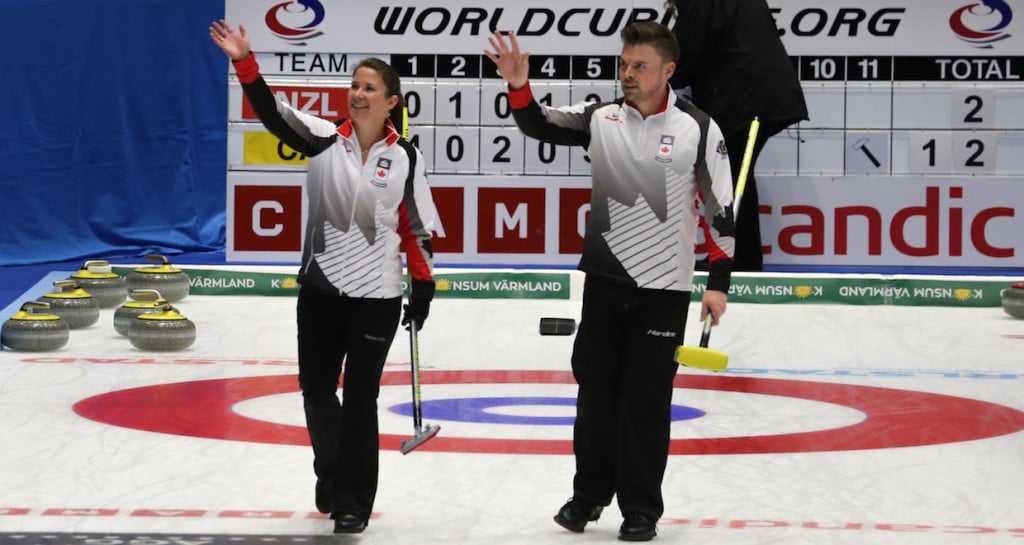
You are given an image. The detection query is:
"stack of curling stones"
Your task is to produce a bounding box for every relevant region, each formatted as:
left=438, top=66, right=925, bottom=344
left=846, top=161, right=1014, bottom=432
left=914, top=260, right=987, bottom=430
left=40, top=279, right=100, bottom=329
left=1002, top=282, right=1024, bottom=319
left=113, top=289, right=168, bottom=336
left=1, top=257, right=198, bottom=353
left=2, top=301, right=70, bottom=351
left=128, top=301, right=196, bottom=351
left=126, top=254, right=190, bottom=303
left=67, top=259, right=127, bottom=308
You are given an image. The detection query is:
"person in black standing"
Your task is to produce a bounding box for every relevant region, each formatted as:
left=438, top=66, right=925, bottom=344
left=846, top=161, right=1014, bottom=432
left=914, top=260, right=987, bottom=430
left=209, top=20, right=437, bottom=534
left=667, top=0, right=807, bottom=271
left=486, top=21, right=734, bottom=542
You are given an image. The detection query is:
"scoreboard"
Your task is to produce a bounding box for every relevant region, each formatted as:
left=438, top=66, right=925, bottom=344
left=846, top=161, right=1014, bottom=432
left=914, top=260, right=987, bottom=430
left=224, top=0, right=1024, bottom=270
left=765, top=55, right=1024, bottom=178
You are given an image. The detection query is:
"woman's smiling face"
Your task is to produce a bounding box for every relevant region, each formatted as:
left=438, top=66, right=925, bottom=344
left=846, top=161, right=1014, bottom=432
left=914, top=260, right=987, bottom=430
left=348, top=66, right=397, bottom=129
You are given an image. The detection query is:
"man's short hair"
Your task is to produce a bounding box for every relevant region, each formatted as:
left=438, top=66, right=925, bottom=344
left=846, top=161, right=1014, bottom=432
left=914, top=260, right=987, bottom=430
left=620, top=21, right=680, bottom=63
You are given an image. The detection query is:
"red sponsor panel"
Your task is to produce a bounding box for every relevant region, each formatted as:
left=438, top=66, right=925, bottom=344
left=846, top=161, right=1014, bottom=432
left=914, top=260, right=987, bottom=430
left=241, top=86, right=349, bottom=120
left=477, top=188, right=546, bottom=253
left=233, top=185, right=303, bottom=252
left=430, top=186, right=465, bottom=253
left=558, top=187, right=590, bottom=254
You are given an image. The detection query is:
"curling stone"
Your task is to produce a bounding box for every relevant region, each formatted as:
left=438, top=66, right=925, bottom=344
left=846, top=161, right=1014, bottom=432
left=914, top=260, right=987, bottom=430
left=126, top=255, right=190, bottom=303
left=113, top=289, right=168, bottom=336
left=39, top=280, right=100, bottom=329
left=128, top=303, right=196, bottom=351
left=1001, top=282, right=1024, bottom=319
left=2, top=301, right=70, bottom=352
left=67, top=259, right=127, bottom=308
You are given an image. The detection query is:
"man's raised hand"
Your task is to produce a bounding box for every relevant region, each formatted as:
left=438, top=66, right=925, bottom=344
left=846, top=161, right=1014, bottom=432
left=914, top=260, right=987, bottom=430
left=484, top=31, right=530, bottom=90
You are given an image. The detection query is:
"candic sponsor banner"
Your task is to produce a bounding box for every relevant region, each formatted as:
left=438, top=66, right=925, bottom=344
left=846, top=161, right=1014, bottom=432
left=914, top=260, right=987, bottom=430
left=758, top=177, right=1023, bottom=268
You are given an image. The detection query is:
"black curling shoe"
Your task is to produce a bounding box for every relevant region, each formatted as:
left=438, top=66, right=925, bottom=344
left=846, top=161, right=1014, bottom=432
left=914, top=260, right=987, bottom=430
left=553, top=497, right=603, bottom=533
left=618, top=513, right=657, bottom=541
left=332, top=512, right=367, bottom=534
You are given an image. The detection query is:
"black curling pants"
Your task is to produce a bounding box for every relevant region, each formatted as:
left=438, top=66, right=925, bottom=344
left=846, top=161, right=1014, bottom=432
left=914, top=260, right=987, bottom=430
left=569, top=275, right=690, bottom=522
left=296, top=286, right=401, bottom=521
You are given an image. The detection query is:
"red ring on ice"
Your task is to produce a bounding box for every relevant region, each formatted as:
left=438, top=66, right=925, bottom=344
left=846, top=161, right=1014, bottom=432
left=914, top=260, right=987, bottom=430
left=73, top=370, right=1024, bottom=455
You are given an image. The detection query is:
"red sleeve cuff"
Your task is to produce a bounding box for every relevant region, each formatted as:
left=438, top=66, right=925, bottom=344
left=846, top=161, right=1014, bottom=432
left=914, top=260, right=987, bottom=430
left=508, top=81, right=533, bottom=110
left=232, top=53, right=260, bottom=84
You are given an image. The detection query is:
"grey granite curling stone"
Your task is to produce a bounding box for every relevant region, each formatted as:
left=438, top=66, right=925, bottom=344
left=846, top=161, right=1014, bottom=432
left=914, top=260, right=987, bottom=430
left=2, top=301, right=70, bottom=351
left=39, top=280, right=100, bottom=329
left=1001, top=283, right=1024, bottom=319
left=126, top=255, right=190, bottom=302
left=113, top=289, right=168, bottom=336
left=67, top=260, right=127, bottom=308
left=128, top=303, right=196, bottom=351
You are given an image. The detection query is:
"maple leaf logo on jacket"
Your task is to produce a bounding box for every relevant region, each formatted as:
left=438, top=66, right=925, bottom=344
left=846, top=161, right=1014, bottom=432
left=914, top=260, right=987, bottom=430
left=371, top=158, right=391, bottom=188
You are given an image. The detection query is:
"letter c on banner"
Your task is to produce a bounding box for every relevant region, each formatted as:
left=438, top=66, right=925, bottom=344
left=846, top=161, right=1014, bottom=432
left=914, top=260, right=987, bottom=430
left=252, top=200, right=284, bottom=237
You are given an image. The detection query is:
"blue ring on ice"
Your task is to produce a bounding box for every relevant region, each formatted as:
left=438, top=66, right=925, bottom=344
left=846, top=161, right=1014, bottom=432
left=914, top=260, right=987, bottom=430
left=389, top=396, right=705, bottom=425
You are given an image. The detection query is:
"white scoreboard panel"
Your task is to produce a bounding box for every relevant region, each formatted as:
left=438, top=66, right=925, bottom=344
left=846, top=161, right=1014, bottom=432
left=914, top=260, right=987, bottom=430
left=763, top=56, right=1024, bottom=178
left=225, top=0, right=1024, bottom=270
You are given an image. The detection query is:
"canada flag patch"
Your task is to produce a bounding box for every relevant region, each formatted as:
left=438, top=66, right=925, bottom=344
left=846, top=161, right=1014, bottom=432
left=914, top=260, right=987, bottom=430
left=371, top=158, right=391, bottom=187
left=655, top=135, right=674, bottom=163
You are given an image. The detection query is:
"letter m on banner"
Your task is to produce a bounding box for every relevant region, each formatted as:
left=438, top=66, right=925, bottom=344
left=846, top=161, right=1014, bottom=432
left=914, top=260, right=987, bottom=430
left=477, top=187, right=545, bottom=253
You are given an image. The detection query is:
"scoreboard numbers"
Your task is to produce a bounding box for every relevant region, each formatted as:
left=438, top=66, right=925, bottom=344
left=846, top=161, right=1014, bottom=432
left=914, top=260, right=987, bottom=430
left=229, top=51, right=1022, bottom=179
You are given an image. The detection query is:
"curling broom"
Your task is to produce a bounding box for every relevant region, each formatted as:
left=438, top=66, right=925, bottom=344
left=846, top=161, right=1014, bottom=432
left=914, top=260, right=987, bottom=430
left=674, top=117, right=760, bottom=372
left=398, top=106, right=441, bottom=454
left=399, top=319, right=441, bottom=454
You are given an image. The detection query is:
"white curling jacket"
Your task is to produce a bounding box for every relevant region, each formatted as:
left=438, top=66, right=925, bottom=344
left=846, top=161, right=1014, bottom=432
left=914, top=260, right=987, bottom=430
left=509, top=82, right=735, bottom=292
left=233, top=54, right=435, bottom=299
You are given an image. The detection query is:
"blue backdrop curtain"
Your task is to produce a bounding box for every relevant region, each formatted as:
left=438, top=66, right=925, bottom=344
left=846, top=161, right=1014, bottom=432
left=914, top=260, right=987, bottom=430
left=0, top=0, right=227, bottom=265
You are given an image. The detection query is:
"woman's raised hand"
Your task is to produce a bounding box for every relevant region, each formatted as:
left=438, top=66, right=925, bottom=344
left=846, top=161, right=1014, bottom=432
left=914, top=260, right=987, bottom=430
left=209, top=19, right=251, bottom=62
